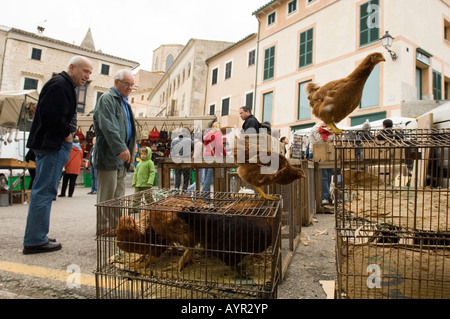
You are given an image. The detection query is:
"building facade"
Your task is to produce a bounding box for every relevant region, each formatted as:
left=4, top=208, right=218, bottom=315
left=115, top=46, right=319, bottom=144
left=147, top=39, right=233, bottom=118
left=0, top=26, right=139, bottom=115
left=152, top=44, right=185, bottom=73
left=205, top=34, right=258, bottom=128
left=251, top=0, right=450, bottom=137
left=129, top=69, right=164, bottom=117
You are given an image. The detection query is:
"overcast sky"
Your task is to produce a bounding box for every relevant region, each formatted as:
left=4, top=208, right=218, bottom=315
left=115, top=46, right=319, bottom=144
left=0, top=0, right=268, bottom=71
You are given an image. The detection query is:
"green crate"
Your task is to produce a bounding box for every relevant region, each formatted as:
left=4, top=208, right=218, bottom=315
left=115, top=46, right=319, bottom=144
left=9, top=176, right=31, bottom=191
left=84, top=172, right=92, bottom=188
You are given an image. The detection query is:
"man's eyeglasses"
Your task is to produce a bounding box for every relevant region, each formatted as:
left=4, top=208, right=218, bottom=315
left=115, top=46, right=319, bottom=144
left=119, top=80, right=136, bottom=89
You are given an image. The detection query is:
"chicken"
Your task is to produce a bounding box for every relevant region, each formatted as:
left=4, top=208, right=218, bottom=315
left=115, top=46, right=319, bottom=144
left=177, top=200, right=274, bottom=277
left=116, top=215, right=167, bottom=268
left=116, top=196, right=209, bottom=272
left=306, top=52, right=386, bottom=134
left=232, top=133, right=306, bottom=200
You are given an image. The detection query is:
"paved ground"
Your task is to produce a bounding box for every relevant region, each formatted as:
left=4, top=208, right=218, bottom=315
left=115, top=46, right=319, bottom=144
left=0, top=175, right=337, bottom=300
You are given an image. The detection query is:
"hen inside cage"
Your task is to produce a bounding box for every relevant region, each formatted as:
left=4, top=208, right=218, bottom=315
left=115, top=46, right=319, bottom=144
left=95, top=189, right=281, bottom=299
left=334, top=129, right=450, bottom=299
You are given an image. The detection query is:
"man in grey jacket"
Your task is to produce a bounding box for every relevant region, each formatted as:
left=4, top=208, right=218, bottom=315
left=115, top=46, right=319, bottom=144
left=93, top=69, right=136, bottom=236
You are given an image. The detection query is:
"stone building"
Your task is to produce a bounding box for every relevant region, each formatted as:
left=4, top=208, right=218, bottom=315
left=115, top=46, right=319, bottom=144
left=147, top=39, right=233, bottom=118
left=0, top=25, right=139, bottom=115
left=204, top=33, right=258, bottom=128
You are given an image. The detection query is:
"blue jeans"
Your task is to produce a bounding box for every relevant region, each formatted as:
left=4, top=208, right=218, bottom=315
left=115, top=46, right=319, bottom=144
left=202, top=168, right=214, bottom=193
left=23, top=142, right=72, bottom=247
left=90, top=163, right=97, bottom=192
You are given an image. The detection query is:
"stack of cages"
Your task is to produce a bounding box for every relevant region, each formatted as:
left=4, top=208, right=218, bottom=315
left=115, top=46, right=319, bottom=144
left=334, top=128, right=450, bottom=299
left=95, top=189, right=282, bottom=299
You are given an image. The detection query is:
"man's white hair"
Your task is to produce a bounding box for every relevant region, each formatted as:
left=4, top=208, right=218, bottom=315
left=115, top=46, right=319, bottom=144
left=114, top=69, right=134, bottom=81
left=68, top=56, right=89, bottom=69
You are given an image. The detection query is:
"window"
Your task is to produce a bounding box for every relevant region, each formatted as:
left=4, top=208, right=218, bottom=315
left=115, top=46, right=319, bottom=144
left=248, top=49, right=256, bottom=66
left=246, top=92, right=254, bottom=108
left=445, top=80, right=449, bottom=100
left=262, top=92, right=273, bottom=123
left=445, top=19, right=450, bottom=42
left=24, top=78, right=38, bottom=90
left=268, top=12, right=276, bottom=26
left=360, top=0, right=380, bottom=47
left=433, top=70, right=442, bottom=100
left=209, top=104, right=216, bottom=116
left=96, top=92, right=104, bottom=103
left=211, top=68, right=218, bottom=85
left=350, top=111, right=386, bottom=127
left=101, top=64, right=110, bottom=76
left=166, top=54, right=174, bottom=72
left=299, top=28, right=313, bottom=68
left=264, top=46, right=275, bottom=81
left=416, top=68, right=423, bottom=100
left=225, top=61, right=232, bottom=80
left=31, top=48, right=42, bottom=61
left=76, top=82, right=88, bottom=113
left=288, top=0, right=297, bottom=14
left=298, top=81, right=312, bottom=120
left=360, top=64, right=380, bottom=108
left=221, top=98, right=230, bottom=116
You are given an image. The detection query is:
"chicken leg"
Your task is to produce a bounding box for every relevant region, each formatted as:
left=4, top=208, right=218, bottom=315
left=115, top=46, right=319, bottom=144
left=254, top=186, right=278, bottom=201
left=327, top=122, right=343, bottom=134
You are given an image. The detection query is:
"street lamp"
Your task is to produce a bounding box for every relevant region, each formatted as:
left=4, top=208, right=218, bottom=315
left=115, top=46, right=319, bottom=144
left=380, top=31, right=398, bottom=60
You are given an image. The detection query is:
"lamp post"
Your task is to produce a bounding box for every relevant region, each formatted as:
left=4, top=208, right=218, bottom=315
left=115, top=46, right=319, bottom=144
left=380, top=31, right=398, bottom=60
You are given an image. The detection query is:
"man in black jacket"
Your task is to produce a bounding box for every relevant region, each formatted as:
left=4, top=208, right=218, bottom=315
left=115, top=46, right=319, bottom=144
left=23, top=56, right=93, bottom=255
left=239, top=106, right=260, bottom=134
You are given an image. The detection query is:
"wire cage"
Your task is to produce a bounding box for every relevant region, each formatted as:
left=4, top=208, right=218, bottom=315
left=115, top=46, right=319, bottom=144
left=334, top=129, right=450, bottom=299
left=95, top=189, right=282, bottom=299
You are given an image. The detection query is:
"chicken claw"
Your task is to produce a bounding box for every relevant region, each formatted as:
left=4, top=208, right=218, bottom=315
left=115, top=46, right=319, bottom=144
left=327, top=122, right=343, bottom=134
left=254, top=187, right=278, bottom=201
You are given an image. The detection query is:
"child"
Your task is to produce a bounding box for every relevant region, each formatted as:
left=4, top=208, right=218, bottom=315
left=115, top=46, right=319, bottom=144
left=132, top=147, right=155, bottom=204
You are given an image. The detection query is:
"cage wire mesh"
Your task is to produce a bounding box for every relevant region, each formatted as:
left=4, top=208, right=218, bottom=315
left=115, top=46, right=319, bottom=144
left=95, top=189, right=281, bottom=299
left=334, top=128, right=450, bottom=299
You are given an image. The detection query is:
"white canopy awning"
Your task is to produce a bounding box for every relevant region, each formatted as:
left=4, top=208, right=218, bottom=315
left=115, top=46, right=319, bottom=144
left=0, top=90, right=39, bottom=128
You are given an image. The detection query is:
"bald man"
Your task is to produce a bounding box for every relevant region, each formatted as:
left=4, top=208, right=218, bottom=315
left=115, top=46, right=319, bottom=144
left=23, top=56, right=93, bottom=254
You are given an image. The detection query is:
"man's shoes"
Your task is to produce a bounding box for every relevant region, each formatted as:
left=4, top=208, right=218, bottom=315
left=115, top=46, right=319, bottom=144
left=23, top=241, right=62, bottom=255
left=58, top=194, right=65, bottom=197
left=87, top=191, right=97, bottom=195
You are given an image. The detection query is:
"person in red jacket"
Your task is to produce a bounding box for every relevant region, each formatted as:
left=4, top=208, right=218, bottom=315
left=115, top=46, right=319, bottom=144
left=59, top=136, right=83, bottom=197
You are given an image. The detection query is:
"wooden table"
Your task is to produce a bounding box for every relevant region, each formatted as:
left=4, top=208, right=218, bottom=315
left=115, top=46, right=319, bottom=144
left=0, top=158, right=35, bottom=205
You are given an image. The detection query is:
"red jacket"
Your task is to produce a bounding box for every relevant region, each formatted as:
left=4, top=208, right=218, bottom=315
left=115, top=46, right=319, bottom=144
left=204, top=130, right=226, bottom=157
left=65, top=144, right=83, bottom=175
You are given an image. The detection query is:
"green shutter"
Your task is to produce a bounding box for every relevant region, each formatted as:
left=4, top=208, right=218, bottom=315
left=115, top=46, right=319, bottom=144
left=299, top=28, right=313, bottom=68
left=361, top=64, right=380, bottom=108
left=263, top=92, right=273, bottom=123
left=298, top=81, right=312, bottom=120
left=264, top=46, right=275, bottom=81
left=360, top=0, right=379, bottom=47
left=433, top=70, right=442, bottom=100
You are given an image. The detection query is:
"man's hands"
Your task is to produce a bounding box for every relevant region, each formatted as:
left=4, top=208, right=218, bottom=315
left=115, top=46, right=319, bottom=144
left=119, top=149, right=131, bottom=163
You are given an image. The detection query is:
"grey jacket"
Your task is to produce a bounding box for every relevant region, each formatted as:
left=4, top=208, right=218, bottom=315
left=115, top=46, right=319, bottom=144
left=93, top=87, right=136, bottom=170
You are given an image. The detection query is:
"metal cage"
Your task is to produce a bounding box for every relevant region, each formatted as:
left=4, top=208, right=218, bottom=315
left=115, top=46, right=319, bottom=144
left=334, top=129, right=450, bottom=299
left=95, top=189, right=282, bottom=299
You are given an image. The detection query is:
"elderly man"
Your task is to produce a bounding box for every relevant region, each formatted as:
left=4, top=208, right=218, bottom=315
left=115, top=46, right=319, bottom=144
left=93, top=69, right=136, bottom=236
left=23, top=56, right=93, bottom=254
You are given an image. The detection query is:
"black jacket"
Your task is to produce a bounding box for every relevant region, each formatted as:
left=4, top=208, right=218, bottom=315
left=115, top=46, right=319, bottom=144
left=27, top=71, right=77, bottom=151
left=242, top=114, right=260, bottom=134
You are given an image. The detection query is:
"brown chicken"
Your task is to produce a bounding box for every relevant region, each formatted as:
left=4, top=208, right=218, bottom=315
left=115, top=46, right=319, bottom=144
left=233, top=134, right=306, bottom=200
left=116, top=196, right=208, bottom=271
left=306, top=52, right=386, bottom=134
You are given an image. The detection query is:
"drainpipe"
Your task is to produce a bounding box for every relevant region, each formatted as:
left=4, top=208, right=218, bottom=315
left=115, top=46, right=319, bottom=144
left=253, top=17, right=261, bottom=116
